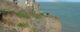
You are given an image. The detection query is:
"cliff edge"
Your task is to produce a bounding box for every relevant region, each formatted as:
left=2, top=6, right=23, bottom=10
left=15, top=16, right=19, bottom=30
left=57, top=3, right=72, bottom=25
left=0, top=0, right=61, bottom=32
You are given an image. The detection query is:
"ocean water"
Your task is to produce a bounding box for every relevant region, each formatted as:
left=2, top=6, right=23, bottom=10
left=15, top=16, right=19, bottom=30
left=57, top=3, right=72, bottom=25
left=39, top=2, right=80, bottom=32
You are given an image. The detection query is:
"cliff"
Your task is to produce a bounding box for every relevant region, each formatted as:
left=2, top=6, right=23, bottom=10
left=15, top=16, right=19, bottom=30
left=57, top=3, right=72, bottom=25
left=32, top=16, right=61, bottom=32
left=0, top=0, right=61, bottom=32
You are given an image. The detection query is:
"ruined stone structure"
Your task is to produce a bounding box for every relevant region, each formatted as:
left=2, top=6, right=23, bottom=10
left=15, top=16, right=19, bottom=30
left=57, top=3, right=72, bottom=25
left=7, top=0, right=40, bottom=14
left=7, top=0, right=33, bottom=8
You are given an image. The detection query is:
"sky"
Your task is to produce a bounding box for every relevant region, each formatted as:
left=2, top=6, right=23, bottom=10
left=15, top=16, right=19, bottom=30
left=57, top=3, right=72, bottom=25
left=36, top=0, right=80, bottom=2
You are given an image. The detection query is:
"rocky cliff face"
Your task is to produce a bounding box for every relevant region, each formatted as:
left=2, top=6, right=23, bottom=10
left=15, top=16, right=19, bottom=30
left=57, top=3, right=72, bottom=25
left=0, top=0, right=61, bottom=32
left=0, top=22, right=17, bottom=32
left=32, top=16, right=61, bottom=32
left=33, top=3, right=40, bottom=14
left=2, top=13, right=61, bottom=32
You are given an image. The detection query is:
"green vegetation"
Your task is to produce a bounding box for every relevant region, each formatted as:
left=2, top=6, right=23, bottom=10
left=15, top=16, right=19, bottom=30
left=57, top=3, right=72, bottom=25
left=17, top=23, right=29, bottom=28
left=16, top=11, right=31, bottom=18
left=40, top=13, right=44, bottom=16
left=0, top=9, right=15, bottom=15
left=34, top=13, right=44, bottom=19
left=32, top=28, right=37, bottom=32
left=0, top=9, right=45, bottom=19
left=16, top=10, right=45, bottom=19
left=0, top=9, right=46, bottom=19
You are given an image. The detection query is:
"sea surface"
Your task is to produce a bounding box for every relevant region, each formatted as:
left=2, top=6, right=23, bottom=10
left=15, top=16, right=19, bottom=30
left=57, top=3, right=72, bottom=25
left=39, top=2, right=80, bottom=32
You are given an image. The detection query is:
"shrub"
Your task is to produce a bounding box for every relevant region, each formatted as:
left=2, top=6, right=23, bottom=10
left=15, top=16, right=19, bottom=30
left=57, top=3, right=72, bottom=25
left=17, top=23, right=29, bottom=28
left=0, top=9, right=15, bottom=15
left=16, top=11, right=31, bottom=18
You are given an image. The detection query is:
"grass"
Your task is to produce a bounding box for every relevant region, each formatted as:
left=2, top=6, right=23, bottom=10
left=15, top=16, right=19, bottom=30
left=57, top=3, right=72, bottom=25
left=0, top=9, right=45, bottom=19
left=0, top=9, right=15, bottom=15
left=0, top=9, right=32, bottom=18
left=16, top=11, right=32, bottom=18
left=17, top=23, right=29, bottom=28
left=33, top=13, right=44, bottom=19
left=16, top=10, right=45, bottom=19
left=32, top=28, right=37, bottom=32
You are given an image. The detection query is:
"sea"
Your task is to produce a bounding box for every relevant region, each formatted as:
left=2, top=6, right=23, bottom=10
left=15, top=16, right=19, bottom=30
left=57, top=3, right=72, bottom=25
left=38, top=2, right=80, bottom=32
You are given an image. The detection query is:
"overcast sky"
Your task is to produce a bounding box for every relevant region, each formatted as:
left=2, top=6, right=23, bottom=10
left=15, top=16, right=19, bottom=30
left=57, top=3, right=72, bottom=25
left=36, top=0, right=80, bottom=2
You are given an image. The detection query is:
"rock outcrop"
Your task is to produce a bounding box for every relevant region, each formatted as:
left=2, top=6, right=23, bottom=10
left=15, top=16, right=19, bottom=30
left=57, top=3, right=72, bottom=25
left=32, top=16, right=61, bottom=32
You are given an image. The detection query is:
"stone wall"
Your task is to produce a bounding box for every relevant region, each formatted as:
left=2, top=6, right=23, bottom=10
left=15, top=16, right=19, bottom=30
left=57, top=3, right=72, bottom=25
left=34, top=3, right=40, bottom=14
